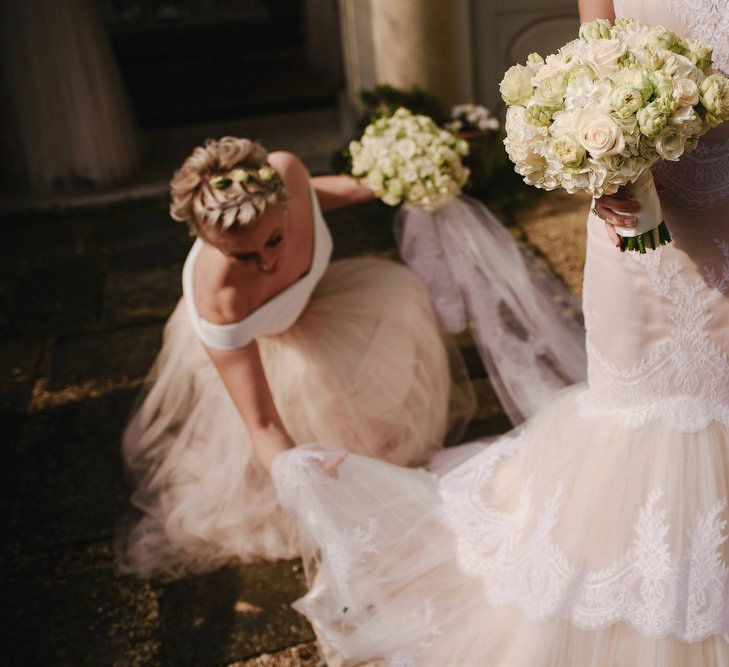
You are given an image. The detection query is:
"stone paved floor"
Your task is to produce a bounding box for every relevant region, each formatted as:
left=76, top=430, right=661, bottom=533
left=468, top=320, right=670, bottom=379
left=0, top=178, right=588, bottom=666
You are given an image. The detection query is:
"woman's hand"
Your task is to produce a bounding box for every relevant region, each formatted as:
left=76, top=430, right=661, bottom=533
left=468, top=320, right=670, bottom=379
left=592, top=193, right=640, bottom=247
left=319, top=452, right=348, bottom=478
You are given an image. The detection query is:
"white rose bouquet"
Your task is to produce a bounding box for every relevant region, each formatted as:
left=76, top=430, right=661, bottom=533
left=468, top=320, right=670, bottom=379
left=349, top=107, right=471, bottom=211
left=446, top=103, right=500, bottom=134
left=501, top=18, right=729, bottom=252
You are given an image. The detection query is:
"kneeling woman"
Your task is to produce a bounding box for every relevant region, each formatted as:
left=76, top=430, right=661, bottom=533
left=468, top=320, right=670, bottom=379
left=120, top=137, right=471, bottom=576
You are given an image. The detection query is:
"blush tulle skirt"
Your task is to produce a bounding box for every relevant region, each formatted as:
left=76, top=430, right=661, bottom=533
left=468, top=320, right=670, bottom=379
left=271, top=385, right=729, bottom=666
left=119, top=257, right=472, bottom=576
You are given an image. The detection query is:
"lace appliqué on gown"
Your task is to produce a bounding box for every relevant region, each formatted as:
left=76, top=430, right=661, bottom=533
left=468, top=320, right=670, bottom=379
left=653, top=137, right=729, bottom=211
left=439, top=434, right=729, bottom=642
left=666, top=0, right=729, bottom=77
left=580, top=243, right=729, bottom=431
left=273, top=447, right=442, bottom=667
left=271, top=446, right=328, bottom=510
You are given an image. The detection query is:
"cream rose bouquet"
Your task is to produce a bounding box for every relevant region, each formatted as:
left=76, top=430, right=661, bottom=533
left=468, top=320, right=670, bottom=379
left=349, top=107, right=470, bottom=211
left=501, top=18, right=729, bottom=252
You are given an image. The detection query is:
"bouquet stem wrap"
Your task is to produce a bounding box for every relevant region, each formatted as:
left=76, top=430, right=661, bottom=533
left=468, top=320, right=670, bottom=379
left=612, top=169, right=672, bottom=253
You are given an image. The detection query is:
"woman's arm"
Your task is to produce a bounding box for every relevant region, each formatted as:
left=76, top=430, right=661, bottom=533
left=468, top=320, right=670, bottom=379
left=578, top=0, right=615, bottom=22
left=205, top=342, right=293, bottom=472
left=312, top=174, right=376, bottom=212
left=269, top=151, right=375, bottom=213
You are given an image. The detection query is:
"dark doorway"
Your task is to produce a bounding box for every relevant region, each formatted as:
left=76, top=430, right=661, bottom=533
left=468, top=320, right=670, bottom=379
left=100, top=0, right=341, bottom=129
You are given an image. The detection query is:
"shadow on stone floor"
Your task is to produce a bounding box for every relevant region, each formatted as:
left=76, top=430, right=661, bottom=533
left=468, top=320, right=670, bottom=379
left=0, top=186, right=571, bottom=665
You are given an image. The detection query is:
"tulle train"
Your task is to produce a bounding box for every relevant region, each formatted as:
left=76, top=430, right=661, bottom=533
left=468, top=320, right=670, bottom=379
left=272, top=384, right=729, bottom=666
left=119, top=257, right=472, bottom=576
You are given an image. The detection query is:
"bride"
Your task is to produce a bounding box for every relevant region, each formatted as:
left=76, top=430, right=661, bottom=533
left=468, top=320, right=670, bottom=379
left=264, top=1, right=729, bottom=665
left=120, top=137, right=472, bottom=576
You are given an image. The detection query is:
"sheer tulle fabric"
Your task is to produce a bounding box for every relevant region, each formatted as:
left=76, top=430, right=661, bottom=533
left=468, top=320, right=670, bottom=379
left=273, top=387, right=729, bottom=666
left=269, top=3, right=729, bottom=664
left=396, top=196, right=586, bottom=425
left=120, top=257, right=473, bottom=576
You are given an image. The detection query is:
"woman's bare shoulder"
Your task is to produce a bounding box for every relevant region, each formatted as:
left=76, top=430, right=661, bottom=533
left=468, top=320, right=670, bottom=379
left=269, top=151, right=315, bottom=233
left=194, top=245, right=255, bottom=325
left=269, top=151, right=310, bottom=196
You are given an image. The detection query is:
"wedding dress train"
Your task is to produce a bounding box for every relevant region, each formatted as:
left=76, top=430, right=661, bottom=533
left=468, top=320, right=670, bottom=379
left=270, top=1, right=729, bottom=663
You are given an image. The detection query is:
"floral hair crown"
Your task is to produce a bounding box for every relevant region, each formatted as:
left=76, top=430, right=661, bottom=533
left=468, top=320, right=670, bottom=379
left=209, top=164, right=280, bottom=192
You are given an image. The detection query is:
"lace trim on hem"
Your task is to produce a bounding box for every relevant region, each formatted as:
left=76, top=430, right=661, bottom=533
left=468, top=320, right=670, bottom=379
left=577, top=389, right=729, bottom=432
left=439, top=434, right=729, bottom=644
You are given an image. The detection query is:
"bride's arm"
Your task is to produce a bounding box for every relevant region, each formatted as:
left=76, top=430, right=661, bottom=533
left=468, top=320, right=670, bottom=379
left=312, top=174, right=376, bottom=212
left=578, top=0, right=615, bottom=22
left=268, top=151, right=375, bottom=213
left=206, top=342, right=294, bottom=472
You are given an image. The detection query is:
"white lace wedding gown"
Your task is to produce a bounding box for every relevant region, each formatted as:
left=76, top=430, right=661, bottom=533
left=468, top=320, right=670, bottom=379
left=270, top=1, right=729, bottom=664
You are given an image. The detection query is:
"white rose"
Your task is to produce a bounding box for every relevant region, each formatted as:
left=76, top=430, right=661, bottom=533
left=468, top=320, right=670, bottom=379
left=655, top=126, right=686, bottom=161
left=669, top=104, right=703, bottom=136
left=613, top=68, right=654, bottom=103
left=672, top=78, right=699, bottom=106
left=394, top=138, right=417, bottom=159
left=551, top=132, right=586, bottom=168
left=505, top=122, right=548, bottom=177
left=504, top=106, right=549, bottom=171
left=387, top=177, right=404, bottom=197
left=525, top=52, right=545, bottom=76
left=506, top=137, right=538, bottom=165
left=561, top=167, right=592, bottom=193
left=500, top=64, right=533, bottom=105
left=574, top=107, right=626, bottom=158
left=533, top=54, right=571, bottom=84
left=534, top=74, right=568, bottom=109
left=366, top=169, right=384, bottom=191
left=658, top=50, right=703, bottom=83
left=400, top=167, right=418, bottom=184
left=504, top=104, right=532, bottom=137
left=408, top=182, right=426, bottom=201
left=585, top=38, right=624, bottom=77
left=381, top=158, right=397, bottom=178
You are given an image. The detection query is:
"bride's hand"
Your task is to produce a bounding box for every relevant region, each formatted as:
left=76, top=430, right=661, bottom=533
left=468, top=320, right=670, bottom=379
left=592, top=192, right=640, bottom=247
left=318, top=452, right=348, bottom=478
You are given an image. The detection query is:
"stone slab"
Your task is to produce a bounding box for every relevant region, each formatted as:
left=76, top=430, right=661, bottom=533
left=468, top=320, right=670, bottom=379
left=5, top=541, right=162, bottom=667
left=159, top=560, right=313, bottom=666
left=0, top=255, right=105, bottom=338
left=47, top=323, right=163, bottom=391
left=102, top=267, right=182, bottom=325
left=12, top=388, right=137, bottom=552
left=234, top=642, right=321, bottom=667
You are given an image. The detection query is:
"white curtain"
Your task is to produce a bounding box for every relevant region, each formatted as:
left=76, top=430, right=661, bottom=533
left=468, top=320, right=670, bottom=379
left=0, top=0, right=142, bottom=193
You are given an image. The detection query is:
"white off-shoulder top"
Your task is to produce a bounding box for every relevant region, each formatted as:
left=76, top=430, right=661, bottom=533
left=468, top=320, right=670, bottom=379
left=182, top=182, right=333, bottom=350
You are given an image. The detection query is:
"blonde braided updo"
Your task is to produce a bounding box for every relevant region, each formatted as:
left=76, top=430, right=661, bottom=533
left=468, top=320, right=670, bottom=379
left=170, top=137, right=287, bottom=234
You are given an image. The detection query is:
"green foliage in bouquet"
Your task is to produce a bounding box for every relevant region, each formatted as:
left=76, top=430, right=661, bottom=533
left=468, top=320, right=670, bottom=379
left=359, top=85, right=449, bottom=129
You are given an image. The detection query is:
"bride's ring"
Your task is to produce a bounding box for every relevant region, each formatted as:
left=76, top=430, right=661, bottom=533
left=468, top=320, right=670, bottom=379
left=591, top=205, right=599, bottom=216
